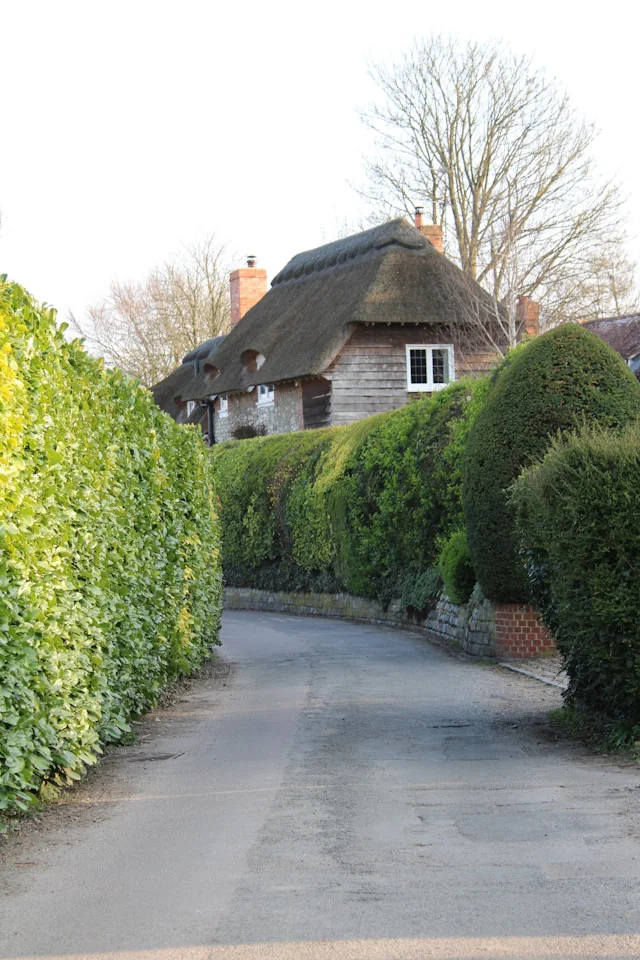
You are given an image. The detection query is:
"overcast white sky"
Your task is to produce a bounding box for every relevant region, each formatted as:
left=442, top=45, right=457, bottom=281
left=1, top=0, right=639, bottom=326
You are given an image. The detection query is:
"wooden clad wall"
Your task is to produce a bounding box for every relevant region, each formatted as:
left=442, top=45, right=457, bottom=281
left=325, top=326, right=408, bottom=425
left=325, top=324, right=499, bottom=426
left=302, top=378, right=332, bottom=429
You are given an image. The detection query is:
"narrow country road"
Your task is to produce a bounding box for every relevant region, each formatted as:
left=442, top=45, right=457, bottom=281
left=2, top=611, right=640, bottom=960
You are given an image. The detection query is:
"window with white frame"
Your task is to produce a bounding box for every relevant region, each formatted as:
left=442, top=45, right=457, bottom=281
left=218, top=394, right=229, bottom=417
left=186, top=400, right=197, bottom=416
left=257, top=383, right=275, bottom=405
left=406, top=344, right=454, bottom=391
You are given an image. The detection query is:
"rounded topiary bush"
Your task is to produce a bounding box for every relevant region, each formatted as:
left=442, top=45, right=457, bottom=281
left=513, top=424, right=640, bottom=735
left=438, top=529, right=475, bottom=604
left=463, top=324, right=640, bottom=602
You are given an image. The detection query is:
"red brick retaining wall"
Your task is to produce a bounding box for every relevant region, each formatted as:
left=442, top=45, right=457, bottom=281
left=494, top=603, right=556, bottom=659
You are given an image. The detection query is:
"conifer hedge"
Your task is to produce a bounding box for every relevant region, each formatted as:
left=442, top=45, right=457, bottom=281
left=0, top=279, right=222, bottom=816
left=213, top=378, right=488, bottom=604
left=462, top=325, right=640, bottom=602
left=513, top=424, right=640, bottom=734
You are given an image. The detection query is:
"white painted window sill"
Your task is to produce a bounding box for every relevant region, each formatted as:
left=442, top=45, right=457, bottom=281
left=407, top=382, right=451, bottom=392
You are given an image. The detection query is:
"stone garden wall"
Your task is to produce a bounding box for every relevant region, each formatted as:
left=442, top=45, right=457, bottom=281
left=224, top=588, right=555, bottom=660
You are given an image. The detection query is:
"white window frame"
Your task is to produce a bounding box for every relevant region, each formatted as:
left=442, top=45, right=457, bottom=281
left=218, top=394, right=229, bottom=418
left=256, top=383, right=275, bottom=406
left=186, top=400, right=197, bottom=416
left=405, top=344, right=454, bottom=392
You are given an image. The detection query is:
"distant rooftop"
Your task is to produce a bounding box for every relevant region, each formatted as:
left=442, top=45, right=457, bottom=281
left=582, top=314, right=640, bottom=362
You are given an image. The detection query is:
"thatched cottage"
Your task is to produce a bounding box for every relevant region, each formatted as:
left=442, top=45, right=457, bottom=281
left=152, top=213, right=539, bottom=442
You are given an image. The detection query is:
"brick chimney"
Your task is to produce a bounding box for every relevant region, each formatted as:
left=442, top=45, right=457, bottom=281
left=516, top=295, right=540, bottom=338
left=230, top=256, right=268, bottom=328
left=414, top=207, right=443, bottom=253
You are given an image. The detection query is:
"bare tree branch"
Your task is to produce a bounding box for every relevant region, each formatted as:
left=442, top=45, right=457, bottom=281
left=360, top=37, right=638, bottom=327
left=70, top=235, right=231, bottom=386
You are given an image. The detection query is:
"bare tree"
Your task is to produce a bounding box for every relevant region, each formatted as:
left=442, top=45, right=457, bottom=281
left=361, top=37, right=638, bottom=326
left=71, top=235, right=231, bottom=385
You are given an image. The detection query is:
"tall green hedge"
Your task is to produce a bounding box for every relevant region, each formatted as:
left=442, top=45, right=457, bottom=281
left=0, top=279, right=222, bottom=816
left=463, top=325, right=640, bottom=602
left=213, top=378, right=488, bottom=603
left=513, top=425, right=640, bottom=734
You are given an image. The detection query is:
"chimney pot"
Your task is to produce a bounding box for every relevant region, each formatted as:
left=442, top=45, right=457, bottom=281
left=413, top=205, right=443, bottom=253
left=247, top=255, right=256, bottom=268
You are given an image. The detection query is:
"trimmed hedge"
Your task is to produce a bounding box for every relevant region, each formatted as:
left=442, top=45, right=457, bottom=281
left=438, top=529, right=475, bottom=605
left=0, top=280, right=222, bottom=816
left=513, top=425, right=640, bottom=734
left=463, top=324, right=640, bottom=602
left=213, top=378, right=489, bottom=605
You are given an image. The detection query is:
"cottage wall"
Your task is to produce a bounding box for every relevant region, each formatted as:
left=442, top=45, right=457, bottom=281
left=213, top=323, right=499, bottom=440
left=214, top=382, right=303, bottom=442
left=325, top=324, right=497, bottom=426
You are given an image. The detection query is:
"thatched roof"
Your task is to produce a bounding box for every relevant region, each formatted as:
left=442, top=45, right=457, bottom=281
left=151, top=364, right=195, bottom=420
left=151, top=335, right=226, bottom=418
left=182, top=337, right=226, bottom=364
left=209, top=218, right=500, bottom=396
left=582, top=314, right=640, bottom=363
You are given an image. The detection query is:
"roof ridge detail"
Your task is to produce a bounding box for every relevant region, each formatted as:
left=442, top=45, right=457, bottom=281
left=182, top=335, right=226, bottom=364
left=272, top=218, right=427, bottom=286
left=583, top=313, right=640, bottom=325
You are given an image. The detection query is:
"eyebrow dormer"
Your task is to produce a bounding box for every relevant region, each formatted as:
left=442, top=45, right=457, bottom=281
left=203, top=363, right=219, bottom=383
left=240, top=350, right=265, bottom=375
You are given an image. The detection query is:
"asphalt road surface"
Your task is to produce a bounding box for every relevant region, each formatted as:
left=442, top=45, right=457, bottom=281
left=2, top=611, right=640, bottom=960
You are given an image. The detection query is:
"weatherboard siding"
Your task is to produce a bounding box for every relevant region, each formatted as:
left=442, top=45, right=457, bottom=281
left=302, top=378, right=332, bottom=429
left=325, top=325, right=496, bottom=426
left=325, top=326, right=408, bottom=425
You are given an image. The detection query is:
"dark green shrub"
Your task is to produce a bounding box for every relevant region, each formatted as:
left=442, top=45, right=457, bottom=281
left=0, top=279, right=222, bottom=816
left=438, top=529, right=475, bottom=604
left=400, top=568, right=442, bottom=617
left=232, top=423, right=267, bottom=440
left=224, top=562, right=343, bottom=595
left=513, top=424, right=640, bottom=735
left=213, top=377, right=489, bottom=604
left=463, top=324, right=640, bottom=602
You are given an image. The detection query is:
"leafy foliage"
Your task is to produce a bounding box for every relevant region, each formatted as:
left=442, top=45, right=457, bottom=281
left=463, top=324, right=640, bottom=602
left=213, top=378, right=488, bottom=604
left=400, top=568, right=442, bottom=617
left=438, top=529, right=475, bottom=604
left=513, top=424, right=640, bottom=736
left=232, top=423, right=267, bottom=440
left=0, top=279, right=222, bottom=816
